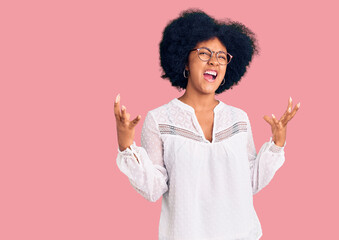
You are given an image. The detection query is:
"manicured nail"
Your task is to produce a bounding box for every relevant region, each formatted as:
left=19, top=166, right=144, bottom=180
left=122, top=105, right=126, bottom=111
left=288, top=107, right=291, bottom=113
left=272, top=114, right=275, bottom=118
left=297, top=102, right=301, bottom=108
left=115, top=93, right=120, bottom=103
left=289, top=96, right=292, bottom=103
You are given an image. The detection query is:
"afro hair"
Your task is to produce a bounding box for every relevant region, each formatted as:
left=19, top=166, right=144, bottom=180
left=159, top=9, right=259, bottom=94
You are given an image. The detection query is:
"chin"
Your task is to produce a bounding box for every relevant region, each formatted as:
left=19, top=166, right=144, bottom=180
left=189, top=78, right=219, bottom=94
left=200, top=84, right=218, bottom=94
left=203, top=79, right=221, bottom=89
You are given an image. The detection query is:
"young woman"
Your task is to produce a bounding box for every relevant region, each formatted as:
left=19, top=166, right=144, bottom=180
left=114, top=9, right=300, bottom=240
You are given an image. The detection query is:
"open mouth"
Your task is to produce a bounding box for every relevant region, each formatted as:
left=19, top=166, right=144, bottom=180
left=203, top=70, right=218, bottom=82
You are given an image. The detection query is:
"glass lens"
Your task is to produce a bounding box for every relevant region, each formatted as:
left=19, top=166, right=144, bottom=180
left=217, top=52, right=228, bottom=65
left=198, top=48, right=211, bottom=61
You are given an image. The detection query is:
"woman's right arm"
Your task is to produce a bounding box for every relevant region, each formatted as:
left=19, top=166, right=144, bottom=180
left=114, top=94, right=169, bottom=202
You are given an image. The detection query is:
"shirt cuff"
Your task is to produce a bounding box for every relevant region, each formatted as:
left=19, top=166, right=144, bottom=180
left=268, top=137, right=286, bottom=153
left=117, top=141, right=141, bottom=165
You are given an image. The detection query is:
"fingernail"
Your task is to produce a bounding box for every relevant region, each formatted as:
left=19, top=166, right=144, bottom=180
left=288, top=107, right=291, bottom=112
left=272, top=114, right=275, bottom=118
left=122, top=105, right=126, bottom=111
left=115, top=93, right=120, bottom=103
left=289, top=96, right=292, bottom=103
left=297, top=102, right=301, bottom=108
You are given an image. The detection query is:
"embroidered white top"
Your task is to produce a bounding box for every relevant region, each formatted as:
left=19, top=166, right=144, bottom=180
left=116, top=98, right=286, bottom=240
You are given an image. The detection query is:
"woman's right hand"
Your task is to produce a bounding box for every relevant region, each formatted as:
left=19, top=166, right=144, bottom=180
left=114, top=93, right=142, bottom=152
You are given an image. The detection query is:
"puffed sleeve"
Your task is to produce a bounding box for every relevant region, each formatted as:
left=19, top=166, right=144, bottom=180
left=116, top=111, right=169, bottom=202
left=246, top=114, right=286, bottom=195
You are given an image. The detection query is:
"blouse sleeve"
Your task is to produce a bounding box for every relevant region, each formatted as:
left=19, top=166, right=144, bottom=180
left=116, top=111, right=169, bottom=202
left=246, top=114, right=286, bottom=195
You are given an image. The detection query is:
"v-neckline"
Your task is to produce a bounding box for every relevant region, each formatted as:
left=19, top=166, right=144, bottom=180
left=173, top=98, right=222, bottom=144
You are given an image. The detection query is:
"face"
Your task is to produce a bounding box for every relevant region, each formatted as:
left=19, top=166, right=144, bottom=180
left=185, top=37, right=227, bottom=95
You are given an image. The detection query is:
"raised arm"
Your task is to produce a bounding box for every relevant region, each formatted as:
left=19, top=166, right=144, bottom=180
left=246, top=114, right=286, bottom=195
left=114, top=94, right=169, bottom=202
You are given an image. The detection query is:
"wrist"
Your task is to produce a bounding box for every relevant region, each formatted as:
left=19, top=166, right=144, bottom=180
left=273, top=140, right=285, bottom=147
left=119, top=142, right=133, bottom=151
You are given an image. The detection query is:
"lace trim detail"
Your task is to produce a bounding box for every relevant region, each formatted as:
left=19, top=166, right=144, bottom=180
left=158, top=122, right=247, bottom=143
left=269, top=144, right=284, bottom=153
left=214, top=121, right=247, bottom=143
left=158, top=124, right=204, bottom=142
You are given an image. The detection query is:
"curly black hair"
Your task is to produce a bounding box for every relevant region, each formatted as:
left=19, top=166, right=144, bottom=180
left=159, top=9, right=259, bottom=94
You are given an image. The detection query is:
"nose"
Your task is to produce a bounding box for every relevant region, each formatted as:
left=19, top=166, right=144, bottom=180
left=208, top=53, right=219, bottom=65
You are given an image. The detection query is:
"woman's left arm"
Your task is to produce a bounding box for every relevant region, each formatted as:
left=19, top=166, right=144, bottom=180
left=248, top=97, right=300, bottom=195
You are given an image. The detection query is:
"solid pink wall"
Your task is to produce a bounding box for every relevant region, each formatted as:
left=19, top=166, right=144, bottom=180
left=1, top=0, right=338, bottom=239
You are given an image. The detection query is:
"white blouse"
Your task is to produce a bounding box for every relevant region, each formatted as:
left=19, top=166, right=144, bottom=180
left=116, top=98, right=286, bottom=240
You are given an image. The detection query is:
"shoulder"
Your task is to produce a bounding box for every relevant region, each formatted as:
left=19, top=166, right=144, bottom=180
left=147, top=100, right=172, bottom=115
left=144, top=99, right=176, bottom=123
left=219, top=100, right=249, bottom=121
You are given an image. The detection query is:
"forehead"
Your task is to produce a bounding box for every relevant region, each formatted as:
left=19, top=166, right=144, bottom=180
left=195, top=37, right=227, bottom=52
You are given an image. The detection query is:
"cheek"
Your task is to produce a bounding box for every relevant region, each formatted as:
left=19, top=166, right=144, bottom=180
left=189, top=68, right=201, bottom=80
left=189, top=61, right=204, bottom=76
left=220, top=67, right=227, bottom=77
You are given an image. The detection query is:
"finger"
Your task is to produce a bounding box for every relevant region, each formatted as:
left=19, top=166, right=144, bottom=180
left=121, top=105, right=127, bottom=122
left=288, top=96, right=293, bottom=112
left=130, top=115, right=141, bottom=128
left=286, top=102, right=301, bottom=122
left=272, top=114, right=279, bottom=126
left=273, top=115, right=283, bottom=128
left=280, top=97, right=293, bottom=125
left=263, top=115, right=274, bottom=126
left=126, top=112, right=131, bottom=121
left=114, top=93, right=121, bottom=121
left=278, top=121, right=283, bottom=128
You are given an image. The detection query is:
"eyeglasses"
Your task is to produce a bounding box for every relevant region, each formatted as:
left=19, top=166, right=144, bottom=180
left=191, top=47, right=233, bottom=65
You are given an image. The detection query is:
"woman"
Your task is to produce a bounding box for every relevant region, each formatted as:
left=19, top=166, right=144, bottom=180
left=114, top=9, right=300, bottom=240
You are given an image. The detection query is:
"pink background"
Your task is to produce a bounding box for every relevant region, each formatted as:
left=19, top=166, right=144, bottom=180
left=1, top=0, right=338, bottom=239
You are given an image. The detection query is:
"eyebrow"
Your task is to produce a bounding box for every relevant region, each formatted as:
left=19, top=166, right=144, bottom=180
left=200, top=47, right=227, bottom=53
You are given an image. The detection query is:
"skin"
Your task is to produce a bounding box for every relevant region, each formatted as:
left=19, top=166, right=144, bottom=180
left=263, top=97, right=300, bottom=147
left=114, top=93, right=141, bottom=162
left=178, top=37, right=228, bottom=142
left=113, top=37, right=300, bottom=155
left=179, top=37, right=227, bottom=112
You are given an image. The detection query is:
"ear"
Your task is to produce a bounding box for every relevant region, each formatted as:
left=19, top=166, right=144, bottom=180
left=185, top=64, right=189, bottom=71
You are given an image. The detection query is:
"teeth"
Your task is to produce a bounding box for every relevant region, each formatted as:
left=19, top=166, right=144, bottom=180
left=204, top=71, right=217, bottom=76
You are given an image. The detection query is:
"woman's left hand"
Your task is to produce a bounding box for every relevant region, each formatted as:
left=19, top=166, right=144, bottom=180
left=263, top=97, right=301, bottom=147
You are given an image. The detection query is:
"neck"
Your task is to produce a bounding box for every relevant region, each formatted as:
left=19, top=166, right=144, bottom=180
left=178, top=91, right=218, bottom=112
